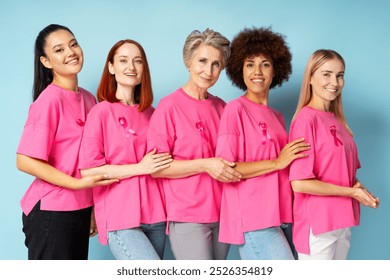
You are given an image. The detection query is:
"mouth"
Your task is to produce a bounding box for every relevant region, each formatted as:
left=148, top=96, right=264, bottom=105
left=251, top=78, right=265, bottom=84
left=125, top=73, right=137, bottom=77
left=66, top=58, right=79, bottom=65
left=325, top=87, right=338, bottom=93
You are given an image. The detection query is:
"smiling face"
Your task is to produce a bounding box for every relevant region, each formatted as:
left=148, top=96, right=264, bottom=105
left=40, top=29, right=83, bottom=78
left=108, top=43, right=143, bottom=89
left=309, top=58, right=345, bottom=110
left=187, top=44, right=223, bottom=91
left=243, top=54, right=274, bottom=99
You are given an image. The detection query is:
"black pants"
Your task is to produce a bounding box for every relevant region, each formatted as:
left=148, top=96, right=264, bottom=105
left=22, top=201, right=92, bottom=260
left=282, top=223, right=298, bottom=260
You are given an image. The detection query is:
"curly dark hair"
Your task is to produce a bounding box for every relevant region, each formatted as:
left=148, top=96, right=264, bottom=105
left=226, top=27, right=292, bottom=90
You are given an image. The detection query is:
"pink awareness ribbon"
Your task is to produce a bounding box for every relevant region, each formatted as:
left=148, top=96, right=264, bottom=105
left=259, top=121, right=271, bottom=145
left=329, top=125, right=343, bottom=146
left=118, top=117, right=136, bottom=138
left=196, top=120, right=209, bottom=143
left=76, top=119, right=85, bottom=126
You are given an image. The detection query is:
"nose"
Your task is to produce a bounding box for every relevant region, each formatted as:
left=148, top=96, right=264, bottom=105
left=254, top=64, right=263, bottom=75
left=128, top=61, right=136, bottom=70
left=204, top=63, right=212, bottom=75
left=65, top=46, right=76, bottom=56
left=330, top=75, right=338, bottom=85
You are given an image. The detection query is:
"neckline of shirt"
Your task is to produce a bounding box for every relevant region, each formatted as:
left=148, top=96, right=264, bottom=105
left=178, top=87, right=213, bottom=104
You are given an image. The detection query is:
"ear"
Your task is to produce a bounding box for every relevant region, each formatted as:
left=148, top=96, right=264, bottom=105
left=40, top=56, right=53, bottom=69
left=108, top=62, right=115, bottom=75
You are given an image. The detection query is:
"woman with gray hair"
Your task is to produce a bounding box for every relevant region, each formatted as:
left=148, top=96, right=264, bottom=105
left=147, top=28, right=241, bottom=260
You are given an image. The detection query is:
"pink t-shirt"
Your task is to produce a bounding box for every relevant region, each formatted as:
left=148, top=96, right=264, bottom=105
left=289, top=106, right=360, bottom=254
left=17, top=83, right=96, bottom=215
left=147, top=88, right=226, bottom=224
left=216, top=96, right=293, bottom=244
left=79, top=101, right=166, bottom=245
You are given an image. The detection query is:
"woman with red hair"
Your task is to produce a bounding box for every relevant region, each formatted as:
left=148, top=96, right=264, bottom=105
left=79, top=39, right=172, bottom=259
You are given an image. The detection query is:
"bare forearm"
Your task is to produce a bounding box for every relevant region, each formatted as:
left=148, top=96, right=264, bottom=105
left=17, top=154, right=79, bottom=189
left=291, top=179, right=353, bottom=197
left=80, top=163, right=142, bottom=179
left=152, top=159, right=205, bottom=179
left=234, top=160, right=278, bottom=179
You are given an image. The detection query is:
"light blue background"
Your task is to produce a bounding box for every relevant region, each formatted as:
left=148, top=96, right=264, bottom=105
left=1, top=0, right=389, bottom=260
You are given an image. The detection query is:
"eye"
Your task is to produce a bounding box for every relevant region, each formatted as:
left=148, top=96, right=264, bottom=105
left=245, top=62, right=254, bottom=68
left=212, top=61, right=221, bottom=68
left=337, top=73, right=344, bottom=79
left=54, top=48, right=64, bottom=53
left=262, top=62, right=271, bottom=68
left=71, top=42, right=79, bottom=48
left=199, top=58, right=207, bottom=64
left=323, top=73, right=331, bottom=77
left=134, top=59, right=143, bottom=65
left=120, top=59, right=127, bottom=63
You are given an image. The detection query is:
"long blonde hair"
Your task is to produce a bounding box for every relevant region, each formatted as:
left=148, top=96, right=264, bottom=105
left=293, top=49, right=353, bottom=135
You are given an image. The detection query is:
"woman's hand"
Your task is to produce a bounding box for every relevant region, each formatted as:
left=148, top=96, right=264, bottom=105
left=139, top=148, right=173, bottom=174
left=275, top=138, right=310, bottom=170
left=89, top=208, right=98, bottom=237
left=204, top=158, right=242, bottom=182
left=352, top=181, right=379, bottom=208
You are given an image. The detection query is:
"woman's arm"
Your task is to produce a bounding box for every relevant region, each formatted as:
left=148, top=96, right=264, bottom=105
left=16, top=154, right=119, bottom=190
left=235, top=138, right=310, bottom=179
left=80, top=148, right=172, bottom=179
left=291, top=179, right=379, bottom=208
left=152, top=157, right=242, bottom=183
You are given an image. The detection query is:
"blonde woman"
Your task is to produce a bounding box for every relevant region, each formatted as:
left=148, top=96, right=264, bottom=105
left=289, top=49, right=379, bottom=260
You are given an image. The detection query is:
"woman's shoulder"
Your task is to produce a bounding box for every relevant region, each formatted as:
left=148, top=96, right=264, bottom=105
left=87, top=101, right=115, bottom=117
left=206, top=94, right=225, bottom=110
left=79, top=87, right=96, bottom=100
left=33, top=84, right=63, bottom=106
left=224, top=97, right=244, bottom=111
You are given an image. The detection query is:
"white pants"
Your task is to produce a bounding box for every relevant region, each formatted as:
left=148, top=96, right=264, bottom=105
left=298, top=228, right=351, bottom=260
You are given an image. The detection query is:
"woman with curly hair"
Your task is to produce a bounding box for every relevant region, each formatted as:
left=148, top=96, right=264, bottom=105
left=215, top=27, right=310, bottom=259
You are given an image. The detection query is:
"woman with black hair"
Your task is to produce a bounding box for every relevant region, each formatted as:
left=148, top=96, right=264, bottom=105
left=16, top=24, right=117, bottom=260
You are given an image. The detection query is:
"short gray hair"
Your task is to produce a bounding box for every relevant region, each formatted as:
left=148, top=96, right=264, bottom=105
left=183, top=28, right=230, bottom=69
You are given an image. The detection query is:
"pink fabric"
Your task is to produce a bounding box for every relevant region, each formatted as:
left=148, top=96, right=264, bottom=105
left=289, top=106, right=360, bottom=254
left=79, top=101, right=166, bottom=245
left=216, top=96, right=293, bottom=244
left=147, top=88, right=226, bottom=224
left=17, top=84, right=96, bottom=215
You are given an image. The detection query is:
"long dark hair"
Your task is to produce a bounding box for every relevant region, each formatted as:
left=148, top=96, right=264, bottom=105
left=32, top=24, right=74, bottom=101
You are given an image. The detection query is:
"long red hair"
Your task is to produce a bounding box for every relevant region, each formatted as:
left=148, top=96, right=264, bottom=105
left=97, top=39, right=153, bottom=112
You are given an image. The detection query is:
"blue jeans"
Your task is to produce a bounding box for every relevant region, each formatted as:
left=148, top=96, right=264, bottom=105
left=108, top=222, right=166, bottom=260
left=238, top=226, right=295, bottom=260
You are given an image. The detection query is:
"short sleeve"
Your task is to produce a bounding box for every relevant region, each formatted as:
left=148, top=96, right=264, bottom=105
left=17, top=97, right=60, bottom=161
left=289, top=114, right=316, bottom=181
left=147, top=99, right=175, bottom=153
left=79, top=107, right=106, bottom=169
left=216, top=102, right=240, bottom=162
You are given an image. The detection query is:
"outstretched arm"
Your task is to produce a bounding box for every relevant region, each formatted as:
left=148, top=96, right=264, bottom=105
left=235, top=138, right=310, bottom=179
left=152, top=157, right=242, bottom=183
left=80, top=148, right=172, bottom=179
left=16, top=154, right=119, bottom=190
